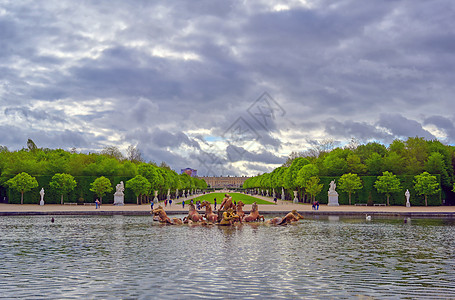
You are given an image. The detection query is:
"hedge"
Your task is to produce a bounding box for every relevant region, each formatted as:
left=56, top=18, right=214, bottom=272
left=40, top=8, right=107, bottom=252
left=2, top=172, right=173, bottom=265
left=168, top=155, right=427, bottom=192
left=4, top=176, right=137, bottom=204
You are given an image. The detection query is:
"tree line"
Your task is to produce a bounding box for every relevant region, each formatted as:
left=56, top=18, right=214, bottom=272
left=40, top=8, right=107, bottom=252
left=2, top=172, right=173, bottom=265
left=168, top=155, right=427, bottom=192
left=0, top=140, right=207, bottom=204
left=243, top=137, right=455, bottom=206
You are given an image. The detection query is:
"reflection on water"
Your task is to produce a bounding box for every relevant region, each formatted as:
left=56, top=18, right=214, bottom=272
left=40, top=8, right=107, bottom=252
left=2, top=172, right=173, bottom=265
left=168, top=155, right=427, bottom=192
left=0, top=215, right=454, bottom=299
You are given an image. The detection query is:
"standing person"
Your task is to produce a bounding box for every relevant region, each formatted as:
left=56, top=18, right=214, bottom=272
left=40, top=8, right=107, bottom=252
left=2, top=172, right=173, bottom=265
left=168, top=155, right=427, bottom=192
left=316, top=200, right=319, bottom=210
left=169, top=199, right=172, bottom=206
left=95, top=198, right=100, bottom=209
left=274, top=197, right=277, bottom=205
left=214, top=198, right=217, bottom=210
left=165, top=199, right=168, bottom=207
left=151, top=200, right=154, bottom=210
left=182, top=200, right=185, bottom=209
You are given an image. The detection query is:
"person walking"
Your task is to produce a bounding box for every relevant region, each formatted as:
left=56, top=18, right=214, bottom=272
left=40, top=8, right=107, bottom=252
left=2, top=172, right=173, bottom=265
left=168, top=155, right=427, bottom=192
left=95, top=199, right=100, bottom=209
left=151, top=200, right=154, bottom=210
left=274, top=197, right=277, bottom=205
left=169, top=199, right=172, bottom=206
left=214, top=198, right=217, bottom=210
left=182, top=200, right=185, bottom=209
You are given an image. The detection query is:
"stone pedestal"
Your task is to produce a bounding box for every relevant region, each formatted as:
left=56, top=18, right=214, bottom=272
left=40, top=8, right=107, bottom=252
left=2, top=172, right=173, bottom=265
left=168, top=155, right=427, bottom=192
left=113, top=194, right=124, bottom=206
left=293, top=191, right=299, bottom=203
left=406, top=201, right=411, bottom=208
left=40, top=200, right=44, bottom=206
left=328, top=192, right=339, bottom=206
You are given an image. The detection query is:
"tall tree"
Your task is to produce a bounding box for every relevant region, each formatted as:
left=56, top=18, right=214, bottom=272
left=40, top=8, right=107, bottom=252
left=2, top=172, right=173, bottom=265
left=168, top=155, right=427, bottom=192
left=90, top=176, right=113, bottom=204
left=126, top=175, right=151, bottom=205
left=425, top=152, right=450, bottom=187
left=127, top=145, right=143, bottom=163
left=6, top=172, right=39, bottom=204
left=374, top=171, right=402, bottom=206
left=366, top=153, right=384, bottom=176
left=414, top=172, right=440, bottom=206
left=305, top=176, right=323, bottom=202
left=338, top=173, right=363, bottom=205
left=49, top=173, right=77, bottom=204
left=100, top=146, right=124, bottom=161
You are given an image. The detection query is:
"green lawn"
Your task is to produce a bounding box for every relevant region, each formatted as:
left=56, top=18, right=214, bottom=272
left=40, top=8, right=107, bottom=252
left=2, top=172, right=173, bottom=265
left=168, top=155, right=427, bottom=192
left=191, top=192, right=273, bottom=205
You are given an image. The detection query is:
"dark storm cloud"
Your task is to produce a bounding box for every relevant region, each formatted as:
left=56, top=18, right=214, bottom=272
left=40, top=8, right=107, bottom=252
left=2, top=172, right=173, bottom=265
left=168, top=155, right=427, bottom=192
left=377, top=114, right=435, bottom=140
left=150, top=128, right=201, bottom=150
left=1, top=0, right=455, bottom=175
left=324, top=118, right=393, bottom=142
left=4, top=107, right=67, bottom=123
left=226, top=145, right=285, bottom=164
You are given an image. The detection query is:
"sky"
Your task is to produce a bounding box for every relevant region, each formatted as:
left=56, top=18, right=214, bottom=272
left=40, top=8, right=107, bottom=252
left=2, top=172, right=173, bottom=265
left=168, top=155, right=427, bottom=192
left=1, top=0, right=455, bottom=176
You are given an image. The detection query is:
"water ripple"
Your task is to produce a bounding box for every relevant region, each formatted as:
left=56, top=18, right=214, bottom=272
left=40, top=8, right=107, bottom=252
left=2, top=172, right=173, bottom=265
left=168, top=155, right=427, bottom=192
left=0, top=215, right=454, bottom=299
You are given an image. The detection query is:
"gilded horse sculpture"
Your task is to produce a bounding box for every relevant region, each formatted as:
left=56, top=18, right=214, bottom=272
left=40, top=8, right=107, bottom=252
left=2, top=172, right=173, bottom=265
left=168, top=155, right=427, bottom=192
left=277, top=210, right=304, bottom=225
left=185, top=203, right=204, bottom=222
left=219, top=194, right=235, bottom=211
left=219, top=208, right=241, bottom=226
left=236, top=201, right=245, bottom=219
left=243, top=202, right=265, bottom=222
left=152, top=206, right=183, bottom=225
left=200, top=201, right=218, bottom=223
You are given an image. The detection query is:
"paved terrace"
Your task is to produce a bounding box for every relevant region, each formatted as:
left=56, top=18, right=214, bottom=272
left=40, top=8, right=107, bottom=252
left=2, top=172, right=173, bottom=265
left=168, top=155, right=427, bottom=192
left=1, top=193, right=454, bottom=217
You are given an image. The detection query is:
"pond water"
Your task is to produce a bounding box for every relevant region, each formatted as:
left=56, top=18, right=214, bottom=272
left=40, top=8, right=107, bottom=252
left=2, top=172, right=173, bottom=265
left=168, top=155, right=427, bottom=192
left=0, top=215, right=454, bottom=299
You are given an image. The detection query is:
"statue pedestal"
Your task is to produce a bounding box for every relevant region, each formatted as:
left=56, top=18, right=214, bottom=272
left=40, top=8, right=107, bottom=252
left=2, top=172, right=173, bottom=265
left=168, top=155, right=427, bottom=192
left=113, top=194, right=124, bottom=206
left=328, top=192, right=339, bottom=206
left=406, top=201, right=411, bottom=208
left=40, top=200, right=44, bottom=206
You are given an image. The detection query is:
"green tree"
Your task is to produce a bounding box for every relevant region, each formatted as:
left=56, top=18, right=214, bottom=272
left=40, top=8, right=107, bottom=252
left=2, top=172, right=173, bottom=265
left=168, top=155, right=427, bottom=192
left=126, top=175, right=151, bottom=205
left=90, top=176, right=113, bottom=204
left=414, top=172, right=440, bottom=206
left=425, top=152, right=450, bottom=187
left=6, top=172, right=39, bottom=204
left=305, top=176, right=323, bottom=202
left=338, top=173, right=363, bottom=205
left=346, top=154, right=366, bottom=175
left=374, top=171, right=402, bottom=206
left=322, top=149, right=348, bottom=176
left=295, top=164, right=318, bottom=202
left=283, top=157, right=310, bottom=190
left=366, top=153, right=384, bottom=175
left=49, top=173, right=77, bottom=205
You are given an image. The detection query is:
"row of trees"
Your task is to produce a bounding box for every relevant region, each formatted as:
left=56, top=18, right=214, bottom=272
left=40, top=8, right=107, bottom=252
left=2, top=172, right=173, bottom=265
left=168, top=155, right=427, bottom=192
left=243, top=137, right=453, bottom=205
left=1, top=141, right=207, bottom=204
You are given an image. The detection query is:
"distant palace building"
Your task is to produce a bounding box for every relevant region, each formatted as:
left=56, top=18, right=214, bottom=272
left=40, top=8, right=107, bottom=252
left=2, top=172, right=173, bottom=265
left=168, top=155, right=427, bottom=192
left=199, top=176, right=250, bottom=188
left=181, top=168, right=198, bottom=177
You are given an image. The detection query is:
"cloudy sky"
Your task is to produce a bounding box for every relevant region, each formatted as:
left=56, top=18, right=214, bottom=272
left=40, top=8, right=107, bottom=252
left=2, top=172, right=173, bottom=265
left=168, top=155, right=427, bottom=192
left=1, top=0, right=454, bottom=176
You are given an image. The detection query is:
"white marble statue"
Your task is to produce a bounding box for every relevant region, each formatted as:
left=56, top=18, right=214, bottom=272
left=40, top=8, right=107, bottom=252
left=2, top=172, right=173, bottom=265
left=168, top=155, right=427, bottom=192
left=153, top=190, right=159, bottom=203
left=405, top=189, right=411, bottom=207
left=113, top=181, right=125, bottom=205
left=167, top=189, right=171, bottom=201
left=281, top=187, right=285, bottom=201
left=40, top=188, right=45, bottom=206
left=328, top=180, right=339, bottom=206
left=266, top=190, right=269, bottom=197
left=293, top=190, right=298, bottom=203
left=272, top=188, right=276, bottom=199
left=329, top=180, right=337, bottom=193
